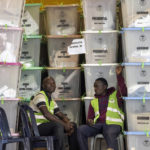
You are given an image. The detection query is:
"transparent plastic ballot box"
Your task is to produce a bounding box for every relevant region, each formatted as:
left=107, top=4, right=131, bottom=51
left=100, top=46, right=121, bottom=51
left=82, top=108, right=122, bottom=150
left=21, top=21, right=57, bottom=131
left=124, top=97, right=150, bottom=131
left=82, top=0, right=116, bottom=30
left=83, top=64, right=118, bottom=97
left=0, top=0, right=25, bottom=27
left=22, top=3, right=42, bottom=35
left=123, top=63, right=150, bottom=97
left=19, top=67, right=42, bottom=99
left=45, top=4, right=79, bottom=35
left=125, top=131, right=150, bottom=150
left=0, top=62, right=21, bottom=98
left=47, top=35, right=81, bottom=67
left=54, top=98, right=81, bottom=126
left=0, top=27, right=23, bottom=63
left=82, top=31, right=118, bottom=64
left=121, top=0, right=150, bottom=28
left=122, top=28, right=150, bottom=62
left=20, top=35, right=42, bottom=66
left=48, top=67, right=81, bottom=99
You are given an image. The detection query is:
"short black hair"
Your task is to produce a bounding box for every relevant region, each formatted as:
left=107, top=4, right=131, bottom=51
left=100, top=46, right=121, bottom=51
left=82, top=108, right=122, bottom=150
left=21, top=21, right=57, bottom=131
left=95, top=78, right=108, bottom=87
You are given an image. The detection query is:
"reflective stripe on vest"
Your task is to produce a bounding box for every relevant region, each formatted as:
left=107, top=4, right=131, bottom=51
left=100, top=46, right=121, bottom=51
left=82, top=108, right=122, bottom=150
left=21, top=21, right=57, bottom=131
left=91, top=100, right=100, bottom=124
left=34, top=91, right=55, bottom=125
left=107, top=107, right=124, bottom=120
left=91, top=91, right=124, bottom=129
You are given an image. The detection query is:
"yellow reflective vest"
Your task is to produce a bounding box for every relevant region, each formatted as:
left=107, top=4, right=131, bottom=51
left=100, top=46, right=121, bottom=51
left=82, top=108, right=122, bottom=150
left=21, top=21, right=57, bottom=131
left=34, top=91, right=55, bottom=125
left=91, top=91, right=124, bottom=129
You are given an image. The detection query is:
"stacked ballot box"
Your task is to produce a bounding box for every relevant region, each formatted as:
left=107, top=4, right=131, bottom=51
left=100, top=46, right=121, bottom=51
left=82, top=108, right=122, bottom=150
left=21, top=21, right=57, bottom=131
left=47, top=67, right=81, bottom=99
left=47, top=35, right=81, bottom=68
left=54, top=98, right=81, bottom=125
left=82, top=0, right=118, bottom=65
left=121, top=0, right=150, bottom=149
left=43, top=4, right=82, bottom=129
left=45, top=4, right=81, bottom=69
left=19, top=3, right=42, bottom=99
left=125, top=132, right=150, bottom=150
left=82, top=0, right=118, bottom=97
left=81, top=1, right=120, bottom=149
left=0, top=1, right=25, bottom=150
left=22, top=3, right=41, bottom=35
left=20, top=35, right=42, bottom=66
left=19, top=67, right=42, bottom=99
left=0, top=0, right=25, bottom=27
left=45, top=4, right=79, bottom=35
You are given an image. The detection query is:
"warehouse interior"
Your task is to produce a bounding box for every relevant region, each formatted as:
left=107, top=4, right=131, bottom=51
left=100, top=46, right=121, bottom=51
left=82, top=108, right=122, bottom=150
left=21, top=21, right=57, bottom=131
left=0, top=0, right=150, bottom=150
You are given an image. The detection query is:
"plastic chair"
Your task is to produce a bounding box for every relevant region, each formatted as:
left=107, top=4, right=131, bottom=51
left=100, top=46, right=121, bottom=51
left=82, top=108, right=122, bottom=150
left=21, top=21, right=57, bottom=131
left=92, top=133, right=124, bottom=150
left=0, top=107, right=30, bottom=150
left=19, top=103, right=54, bottom=150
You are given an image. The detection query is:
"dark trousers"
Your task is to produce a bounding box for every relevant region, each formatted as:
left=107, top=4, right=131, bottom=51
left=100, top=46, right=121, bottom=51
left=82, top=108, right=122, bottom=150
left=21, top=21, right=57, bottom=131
left=77, top=123, right=121, bottom=150
left=38, top=121, right=79, bottom=150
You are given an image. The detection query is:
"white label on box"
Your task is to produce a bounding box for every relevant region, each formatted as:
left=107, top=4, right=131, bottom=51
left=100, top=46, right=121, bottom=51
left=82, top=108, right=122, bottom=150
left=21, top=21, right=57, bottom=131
left=68, top=39, right=86, bottom=55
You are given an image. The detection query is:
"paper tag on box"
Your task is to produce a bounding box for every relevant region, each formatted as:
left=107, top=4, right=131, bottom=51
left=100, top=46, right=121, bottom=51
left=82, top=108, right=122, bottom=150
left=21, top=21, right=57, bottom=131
left=68, top=39, right=86, bottom=55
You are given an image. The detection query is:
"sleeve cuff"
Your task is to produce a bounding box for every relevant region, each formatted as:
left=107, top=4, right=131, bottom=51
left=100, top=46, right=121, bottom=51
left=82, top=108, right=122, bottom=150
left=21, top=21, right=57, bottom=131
left=54, top=108, right=60, bottom=114
left=37, top=102, right=46, bottom=108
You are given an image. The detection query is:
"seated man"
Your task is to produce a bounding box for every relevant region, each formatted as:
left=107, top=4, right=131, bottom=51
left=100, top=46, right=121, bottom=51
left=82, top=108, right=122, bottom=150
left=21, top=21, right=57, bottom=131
left=77, top=66, right=127, bottom=150
left=29, top=76, right=79, bottom=150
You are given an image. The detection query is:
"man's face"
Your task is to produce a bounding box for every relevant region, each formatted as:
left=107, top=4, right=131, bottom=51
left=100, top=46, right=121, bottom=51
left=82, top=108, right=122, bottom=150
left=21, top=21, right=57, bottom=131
left=43, top=78, right=56, bottom=93
left=94, top=80, right=107, bottom=96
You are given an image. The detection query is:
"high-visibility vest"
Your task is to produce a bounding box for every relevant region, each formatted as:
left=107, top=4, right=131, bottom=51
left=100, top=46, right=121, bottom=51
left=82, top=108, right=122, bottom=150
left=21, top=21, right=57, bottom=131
left=91, top=91, right=124, bottom=129
left=34, top=91, right=55, bottom=125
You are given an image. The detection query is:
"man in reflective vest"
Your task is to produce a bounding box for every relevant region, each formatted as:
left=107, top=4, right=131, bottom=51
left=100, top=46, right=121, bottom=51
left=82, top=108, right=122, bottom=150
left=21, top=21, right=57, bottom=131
left=77, top=66, right=127, bottom=150
left=29, top=76, right=79, bottom=150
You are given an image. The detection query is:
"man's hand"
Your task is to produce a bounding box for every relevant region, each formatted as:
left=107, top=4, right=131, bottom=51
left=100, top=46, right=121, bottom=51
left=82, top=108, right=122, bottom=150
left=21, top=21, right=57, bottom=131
left=67, top=126, right=74, bottom=136
left=116, top=66, right=124, bottom=75
left=64, top=122, right=71, bottom=132
left=65, top=122, right=75, bottom=136
left=87, top=119, right=94, bottom=126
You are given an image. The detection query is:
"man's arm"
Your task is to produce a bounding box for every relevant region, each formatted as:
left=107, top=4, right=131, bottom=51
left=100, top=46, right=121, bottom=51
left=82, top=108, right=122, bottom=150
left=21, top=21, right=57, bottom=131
left=55, top=111, right=70, bottom=123
left=39, top=106, right=71, bottom=132
left=87, top=103, right=95, bottom=126
left=116, top=66, right=127, bottom=107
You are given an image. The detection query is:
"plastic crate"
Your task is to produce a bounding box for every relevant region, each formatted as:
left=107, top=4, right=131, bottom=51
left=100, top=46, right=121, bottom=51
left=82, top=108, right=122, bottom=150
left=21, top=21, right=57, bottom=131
left=20, top=35, right=42, bottom=66
left=45, top=5, right=79, bottom=35
left=125, top=132, right=150, bottom=150
left=83, top=31, right=118, bottom=64
left=82, top=0, right=116, bottom=30
left=0, top=99, right=20, bottom=150
left=83, top=64, right=118, bottom=97
left=55, top=98, right=81, bottom=125
left=47, top=35, right=80, bottom=67
left=0, top=63, right=21, bottom=98
left=48, top=67, right=81, bottom=98
left=0, top=27, right=23, bottom=63
left=22, top=3, right=41, bottom=35
left=122, top=28, right=150, bottom=62
left=0, top=0, right=25, bottom=27
left=0, top=99, right=19, bottom=131
left=19, top=68, right=42, bottom=98
left=124, top=98, right=150, bottom=131
left=124, top=63, right=150, bottom=97
left=121, top=0, right=150, bottom=27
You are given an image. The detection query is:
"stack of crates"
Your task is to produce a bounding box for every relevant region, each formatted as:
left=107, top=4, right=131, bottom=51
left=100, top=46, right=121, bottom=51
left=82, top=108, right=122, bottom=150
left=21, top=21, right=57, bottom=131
left=81, top=0, right=122, bottom=149
left=44, top=4, right=81, bottom=126
left=82, top=0, right=118, bottom=120
left=121, top=0, right=150, bottom=149
left=0, top=0, right=25, bottom=150
left=19, top=3, right=42, bottom=100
